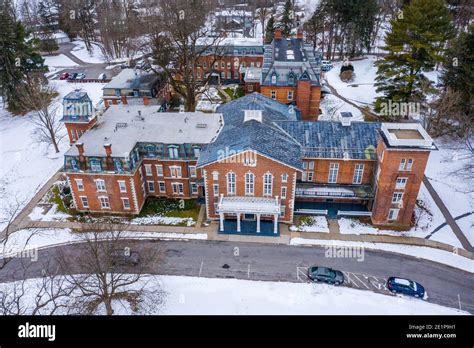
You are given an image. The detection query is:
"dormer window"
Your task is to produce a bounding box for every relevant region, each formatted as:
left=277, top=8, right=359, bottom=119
left=193, top=147, right=201, bottom=158
left=90, top=159, right=102, bottom=172
left=146, top=144, right=155, bottom=157
left=168, top=145, right=179, bottom=159
left=288, top=72, right=296, bottom=85
left=271, top=73, right=277, bottom=85
left=70, top=159, right=78, bottom=171
left=114, top=159, right=123, bottom=172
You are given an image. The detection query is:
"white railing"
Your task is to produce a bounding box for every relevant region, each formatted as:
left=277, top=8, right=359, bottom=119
left=337, top=210, right=372, bottom=217
left=294, top=209, right=328, bottom=215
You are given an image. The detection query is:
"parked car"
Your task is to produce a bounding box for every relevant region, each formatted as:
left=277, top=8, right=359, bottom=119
left=111, top=249, right=140, bottom=266
left=321, top=60, right=334, bottom=72
left=308, top=266, right=344, bottom=285
left=386, top=277, right=425, bottom=298
left=76, top=73, right=86, bottom=80
left=68, top=72, right=78, bottom=80
left=59, top=72, right=69, bottom=80
left=98, top=73, right=107, bottom=81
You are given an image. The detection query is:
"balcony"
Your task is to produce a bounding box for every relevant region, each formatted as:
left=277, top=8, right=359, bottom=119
left=295, top=183, right=374, bottom=199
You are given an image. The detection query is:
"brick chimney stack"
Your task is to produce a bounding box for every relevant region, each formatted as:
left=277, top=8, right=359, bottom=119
left=274, top=28, right=283, bottom=40
left=104, top=143, right=113, bottom=170
left=104, top=143, right=112, bottom=157
left=76, top=142, right=86, bottom=170
left=296, top=28, right=304, bottom=39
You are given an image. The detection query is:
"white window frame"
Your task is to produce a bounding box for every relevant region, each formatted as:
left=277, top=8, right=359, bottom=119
left=147, top=181, right=155, bottom=192
left=213, top=184, right=219, bottom=196
left=281, top=173, right=288, bottom=183
left=168, top=146, right=179, bottom=159
left=172, top=182, right=184, bottom=195
left=392, top=192, right=404, bottom=204
left=75, top=179, right=84, bottom=192
left=144, top=164, right=152, bottom=176
left=189, top=166, right=197, bottom=177
left=95, top=179, right=106, bottom=192
left=99, top=196, right=110, bottom=209
left=287, top=91, right=293, bottom=100
left=281, top=186, right=287, bottom=199
left=328, top=163, right=339, bottom=184
left=118, top=180, right=127, bottom=193
left=191, top=183, right=198, bottom=194
left=121, top=197, right=131, bottom=210
left=307, top=172, right=314, bottom=181
left=158, top=181, right=166, bottom=193
left=212, top=171, right=219, bottom=181
left=399, top=158, right=406, bottom=171
left=263, top=172, right=273, bottom=197
left=170, top=166, right=182, bottom=178
left=406, top=158, right=414, bottom=171
left=245, top=172, right=254, bottom=196
left=227, top=172, right=236, bottom=195
left=352, top=164, right=365, bottom=184
left=396, top=177, right=408, bottom=189
left=388, top=208, right=399, bottom=221
left=271, top=90, right=276, bottom=99
left=301, top=172, right=307, bottom=182
left=308, top=161, right=315, bottom=170
left=156, top=164, right=164, bottom=176
left=80, top=196, right=89, bottom=208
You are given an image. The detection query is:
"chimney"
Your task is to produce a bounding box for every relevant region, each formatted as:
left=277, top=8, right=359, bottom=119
left=143, top=96, right=149, bottom=106
left=121, top=96, right=128, bottom=105
left=104, top=143, right=114, bottom=170
left=296, top=28, right=303, bottom=39
left=274, top=28, right=283, bottom=40
left=76, top=142, right=86, bottom=170
left=104, top=143, right=112, bottom=157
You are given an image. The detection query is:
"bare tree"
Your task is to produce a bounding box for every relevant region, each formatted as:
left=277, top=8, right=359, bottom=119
left=57, top=226, right=163, bottom=315
left=150, top=0, right=226, bottom=111
left=18, top=79, right=64, bottom=153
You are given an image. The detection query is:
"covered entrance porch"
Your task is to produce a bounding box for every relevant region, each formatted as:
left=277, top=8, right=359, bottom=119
left=217, top=195, right=280, bottom=236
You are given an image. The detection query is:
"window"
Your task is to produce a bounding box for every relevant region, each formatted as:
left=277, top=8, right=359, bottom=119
left=158, top=182, right=166, bottom=193
left=221, top=61, right=225, bottom=69
left=197, top=71, right=201, bottom=79
left=406, top=158, right=414, bottom=171
left=168, top=146, right=179, bottom=159
left=328, top=163, right=339, bottom=183
left=287, top=91, right=293, bottom=100
left=144, top=164, right=152, bottom=176
left=245, top=172, right=254, bottom=196
left=301, top=172, right=307, bottom=181
left=189, top=166, right=197, bottom=177
left=388, top=208, right=399, bottom=221
left=234, top=70, right=239, bottom=79
left=146, top=145, right=155, bottom=157
left=95, top=179, right=106, bottom=192
left=172, top=183, right=184, bottom=195
left=307, top=172, right=314, bottom=181
left=303, top=162, right=308, bottom=170
left=80, top=196, right=89, bottom=208
left=263, top=173, right=273, bottom=197
left=99, top=196, right=110, bottom=209
left=147, top=181, right=155, bottom=192
left=212, top=171, right=219, bottom=181
left=191, top=183, right=198, bottom=194
left=75, top=179, right=84, bottom=191
left=122, top=198, right=130, bottom=210
left=213, top=184, right=219, bottom=196
left=248, top=84, right=254, bottom=92
left=399, top=158, right=406, bottom=171
left=281, top=186, right=287, bottom=199
left=257, top=61, right=261, bottom=68
left=170, top=166, right=182, bottom=178
left=156, top=164, right=163, bottom=176
left=288, top=76, right=295, bottom=85
left=392, top=192, right=403, bottom=204
left=118, top=181, right=127, bottom=193
left=114, top=159, right=123, bottom=172
left=90, top=159, right=101, bottom=172
left=353, top=164, right=365, bottom=184
left=243, top=151, right=257, bottom=166
left=227, top=172, right=236, bottom=195
left=308, top=161, right=315, bottom=170
left=227, top=62, right=231, bottom=69
left=70, top=159, right=79, bottom=171
left=271, top=74, right=277, bottom=84
left=271, top=90, right=276, bottom=99
left=281, top=173, right=288, bottom=183
left=396, top=177, right=408, bottom=189
left=193, top=147, right=201, bottom=158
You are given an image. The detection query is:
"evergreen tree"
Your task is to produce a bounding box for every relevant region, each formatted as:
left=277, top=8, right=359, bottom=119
left=375, top=0, right=454, bottom=118
left=0, top=0, right=45, bottom=114
left=281, top=0, right=294, bottom=37
left=264, top=14, right=275, bottom=44
left=441, top=24, right=474, bottom=122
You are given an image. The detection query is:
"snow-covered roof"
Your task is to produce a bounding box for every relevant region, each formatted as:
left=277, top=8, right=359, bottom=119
left=243, top=67, right=262, bottom=83
left=103, top=69, right=159, bottom=91
left=197, top=37, right=263, bottom=47
left=65, top=105, right=224, bottom=157
left=218, top=196, right=280, bottom=214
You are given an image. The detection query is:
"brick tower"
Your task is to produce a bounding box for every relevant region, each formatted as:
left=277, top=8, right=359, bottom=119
left=61, top=90, right=97, bottom=144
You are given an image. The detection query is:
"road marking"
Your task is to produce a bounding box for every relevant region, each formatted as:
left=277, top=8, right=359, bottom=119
left=296, top=266, right=311, bottom=282
left=351, top=273, right=370, bottom=289
left=198, top=261, right=204, bottom=277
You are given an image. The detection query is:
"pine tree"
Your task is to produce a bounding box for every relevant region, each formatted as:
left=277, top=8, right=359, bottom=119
left=0, top=0, right=46, bottom=114
left=441, top=24, right=474, bottom=121
left=375, top=0, right=454, bottom=118
left=264, top=14, right=275, bottom=44
left=281, top=0, right=294, bottom=37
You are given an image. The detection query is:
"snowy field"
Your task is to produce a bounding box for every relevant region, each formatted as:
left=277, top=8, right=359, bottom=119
left=290, top=216, right=329, bottom=233
left=0, top=275, right=466, bottom=315
left=0, top=81, right=106, bottom=232
left=319, top=93, right=363, bottom=121
left=43, top=54, right=78, bottom=68
left=71, top=40, right=107, bottom=64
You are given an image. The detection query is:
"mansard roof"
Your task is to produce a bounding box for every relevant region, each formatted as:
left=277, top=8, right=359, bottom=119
left=63, top=90, right=91, bottom=102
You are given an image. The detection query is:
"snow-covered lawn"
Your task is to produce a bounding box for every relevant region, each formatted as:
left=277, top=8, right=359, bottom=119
left=319, top=94, right=363, bottom=121
left=425, top=137, right=474, bottom=241
left=0, top=81, right=106, bottom=232
left=29, top=204, right=70, bottom=222
left=131, top=215, right=196, bottom=227
left=290, top=238, right=474, bottom=273
left=0, top=275, right=465, bottom=315
left=43, top=54, right=78, bottom=68
left=71, top=40, right=107, bottom=64
left=290, top=216, right=329, bottom=233
left=338, top=184, right=462, bottom=248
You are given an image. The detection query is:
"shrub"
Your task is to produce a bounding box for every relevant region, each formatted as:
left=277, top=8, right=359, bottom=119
left=340, top=63, right=354, bottom=74
left=340, top=70, right=355, bottom=82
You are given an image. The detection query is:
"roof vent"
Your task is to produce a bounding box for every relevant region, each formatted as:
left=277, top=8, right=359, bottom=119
left=244, top=110, right=262, bottom=123
left=340, top=112, right=353, bottom=126
left=196, top=123, right=208, bottom=129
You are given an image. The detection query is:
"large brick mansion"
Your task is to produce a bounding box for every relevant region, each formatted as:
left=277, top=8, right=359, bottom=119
left=62, top=91, right=434, bottom=233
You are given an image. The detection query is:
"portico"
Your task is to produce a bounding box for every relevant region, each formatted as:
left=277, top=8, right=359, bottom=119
left=217, top=195, right=281, bottom=235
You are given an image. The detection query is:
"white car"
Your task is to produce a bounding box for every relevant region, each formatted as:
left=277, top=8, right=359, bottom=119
left=76, top=73, right=86, bottom=80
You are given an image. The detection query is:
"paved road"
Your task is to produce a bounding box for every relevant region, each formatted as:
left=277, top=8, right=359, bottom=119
left=1, top=240, right=473, bottom=313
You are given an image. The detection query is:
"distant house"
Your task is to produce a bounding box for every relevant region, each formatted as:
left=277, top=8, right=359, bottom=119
left=102, top=69, right=167, bottom=107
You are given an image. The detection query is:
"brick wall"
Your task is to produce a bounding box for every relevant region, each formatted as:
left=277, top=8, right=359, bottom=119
left=300, top=158, right=375, bottom=185
left=65, top=120, right=96, bottom=145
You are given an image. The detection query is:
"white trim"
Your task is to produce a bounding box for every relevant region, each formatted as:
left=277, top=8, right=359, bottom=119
left=79, top=195, right=89, bottom=208
left=121, top=197, right=131, bottom=210
left=118, top=180, right=127, bottom=193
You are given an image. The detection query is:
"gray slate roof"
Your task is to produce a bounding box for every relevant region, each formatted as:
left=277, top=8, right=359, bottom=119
left=197, top=93, right=303, bottom=170
left=276, top=121, right=381, bottom=160
left=103, top=69, right=159, bottom=91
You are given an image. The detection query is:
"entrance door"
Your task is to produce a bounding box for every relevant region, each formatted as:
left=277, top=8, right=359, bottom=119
left=244, top=213, right=256, bottom=221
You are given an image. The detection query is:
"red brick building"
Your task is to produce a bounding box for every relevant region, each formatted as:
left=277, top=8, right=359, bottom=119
left=260, top=29, right=322, bottom=121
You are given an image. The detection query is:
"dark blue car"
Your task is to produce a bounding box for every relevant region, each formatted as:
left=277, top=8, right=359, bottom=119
left=387, top=277, right=425, bottom=298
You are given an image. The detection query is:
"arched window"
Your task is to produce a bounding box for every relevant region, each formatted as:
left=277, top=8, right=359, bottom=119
left=146, top=145, right=155, bottom=157
left=245, top=172, right=254, bottom=196
left=227, top=171, right=236, bottom=195
left=263, top=172, right=273, bottom=197
left=168, top=145, right=179, bottom=159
